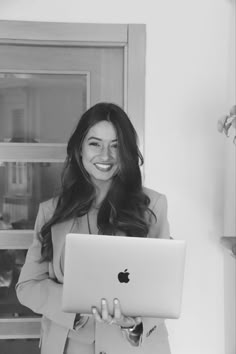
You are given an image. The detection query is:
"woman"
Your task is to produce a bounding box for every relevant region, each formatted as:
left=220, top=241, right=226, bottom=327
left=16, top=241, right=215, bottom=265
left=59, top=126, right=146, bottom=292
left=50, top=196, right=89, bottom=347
left=16, top=102, right=171, bottom=354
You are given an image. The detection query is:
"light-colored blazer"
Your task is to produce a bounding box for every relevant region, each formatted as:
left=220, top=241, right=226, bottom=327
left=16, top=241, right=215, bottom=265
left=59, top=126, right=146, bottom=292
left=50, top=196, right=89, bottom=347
left=16, top=187, right=171, bottom=354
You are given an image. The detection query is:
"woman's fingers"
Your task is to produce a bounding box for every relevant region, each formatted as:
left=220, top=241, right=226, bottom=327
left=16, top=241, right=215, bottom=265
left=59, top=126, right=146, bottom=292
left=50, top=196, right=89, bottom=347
left=92, top=299, right=141, bottom=328
left=114, top=299, right=141, bottom=328
left=113, top=298, right=122, bottom=320
left=134, top=316, right=142, bottom=326
left=92, top=299, right=112, bottom=324
left=101, top=298, right=110, bottom=321
left=91, top=306, right=102, bottom=323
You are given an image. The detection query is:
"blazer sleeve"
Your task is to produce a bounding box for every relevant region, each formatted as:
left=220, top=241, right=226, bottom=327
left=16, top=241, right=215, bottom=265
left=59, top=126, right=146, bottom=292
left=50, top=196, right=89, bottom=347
left=148, top=193, right=170, bottom=239
left=139, top=193, right=171, bottom=350
left=139, top=318, right=170, bottom=351
left=96, top=319, right=170, bottom=354
left=16, top=203, right=75, bottom=329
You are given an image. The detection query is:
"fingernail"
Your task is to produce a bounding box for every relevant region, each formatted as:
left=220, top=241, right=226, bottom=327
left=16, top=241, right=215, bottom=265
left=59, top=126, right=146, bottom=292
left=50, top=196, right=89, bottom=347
left=102, top=299, right=106, bottom=305
left=114, top=299, right=118, bottom=304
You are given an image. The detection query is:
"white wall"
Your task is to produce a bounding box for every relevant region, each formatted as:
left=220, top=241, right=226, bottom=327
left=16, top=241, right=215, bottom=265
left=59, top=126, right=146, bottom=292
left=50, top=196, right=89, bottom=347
left=0, top=1, right=234, bottom=353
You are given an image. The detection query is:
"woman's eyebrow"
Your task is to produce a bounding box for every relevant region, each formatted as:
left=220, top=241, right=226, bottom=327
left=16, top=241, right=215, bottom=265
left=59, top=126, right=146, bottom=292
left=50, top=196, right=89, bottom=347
left=88, top=137, right=101, bottom=141
left=88, top=137, right=117, bottom=142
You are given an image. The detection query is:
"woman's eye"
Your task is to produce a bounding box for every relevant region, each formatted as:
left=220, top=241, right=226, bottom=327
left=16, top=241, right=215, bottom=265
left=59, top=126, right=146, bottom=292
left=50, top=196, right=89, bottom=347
left=89, top=142, right=100, bottom=147
left=111, top=143, right=118, bottom=149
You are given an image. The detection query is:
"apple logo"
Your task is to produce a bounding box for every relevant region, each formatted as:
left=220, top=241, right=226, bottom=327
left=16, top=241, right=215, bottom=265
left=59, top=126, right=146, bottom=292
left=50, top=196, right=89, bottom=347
left=118, top=269, right=130, bottom=283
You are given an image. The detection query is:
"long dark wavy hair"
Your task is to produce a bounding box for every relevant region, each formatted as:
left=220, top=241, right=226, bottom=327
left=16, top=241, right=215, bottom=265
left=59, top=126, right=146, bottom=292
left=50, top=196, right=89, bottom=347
left=39, top=102, right=156, bottom=261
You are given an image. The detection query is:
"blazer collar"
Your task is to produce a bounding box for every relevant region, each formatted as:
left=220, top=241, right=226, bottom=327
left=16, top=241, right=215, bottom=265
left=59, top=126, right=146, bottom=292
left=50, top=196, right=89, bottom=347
left=52, top=218, right=75, bottom=244
left=51, top=218, right=75, bottom=279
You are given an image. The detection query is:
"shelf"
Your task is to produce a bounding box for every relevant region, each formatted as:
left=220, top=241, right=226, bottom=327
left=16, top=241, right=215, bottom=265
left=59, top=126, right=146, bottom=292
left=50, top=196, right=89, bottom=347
left=0, top=318, right=41, bottom=339
left=0, top=230, right=34, bottom=249
left=0, top=143, right=66, bottom=162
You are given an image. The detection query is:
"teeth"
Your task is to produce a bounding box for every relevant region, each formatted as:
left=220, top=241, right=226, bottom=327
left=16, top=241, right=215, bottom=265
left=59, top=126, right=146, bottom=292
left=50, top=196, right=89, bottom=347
left=95, top=163, right=112, bottom=171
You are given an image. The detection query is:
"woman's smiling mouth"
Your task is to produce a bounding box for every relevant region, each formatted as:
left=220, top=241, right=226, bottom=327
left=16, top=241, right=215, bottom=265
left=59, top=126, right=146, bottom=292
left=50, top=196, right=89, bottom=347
left=94, top=163, right=113, bottom=172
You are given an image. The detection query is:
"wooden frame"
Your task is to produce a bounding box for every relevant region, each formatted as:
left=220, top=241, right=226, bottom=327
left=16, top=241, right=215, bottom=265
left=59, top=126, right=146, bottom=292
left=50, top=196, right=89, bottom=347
left=0, top=21, right=127, bottom=45
left=0, top=318, right=40, bottom=339
left=0, top=230, right=34, bottom=249
left=0, top=20, right=146, bottom=339
left=0, top=20, right=146, bottom=153
left=0, top=143, right=66, bottom=162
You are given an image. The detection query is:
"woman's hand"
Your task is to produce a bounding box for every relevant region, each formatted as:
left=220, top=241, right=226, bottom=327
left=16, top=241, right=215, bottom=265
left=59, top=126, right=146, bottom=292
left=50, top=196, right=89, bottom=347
left=91, top=298, right=141, bottom=329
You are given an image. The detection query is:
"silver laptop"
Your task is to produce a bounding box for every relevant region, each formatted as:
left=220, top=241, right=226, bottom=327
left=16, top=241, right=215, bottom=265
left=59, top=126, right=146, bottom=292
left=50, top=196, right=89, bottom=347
left=62, top=233, right=186, bottom=319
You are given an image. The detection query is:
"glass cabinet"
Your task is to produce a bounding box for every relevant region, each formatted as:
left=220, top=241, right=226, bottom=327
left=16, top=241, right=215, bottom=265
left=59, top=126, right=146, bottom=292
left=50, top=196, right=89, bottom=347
left=0, top=20, right=146, bottom=342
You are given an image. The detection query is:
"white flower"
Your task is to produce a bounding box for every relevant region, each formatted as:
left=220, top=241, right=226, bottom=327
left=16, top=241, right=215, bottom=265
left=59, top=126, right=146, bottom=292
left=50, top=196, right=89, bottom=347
left=217, top=105, right=236, bottom=144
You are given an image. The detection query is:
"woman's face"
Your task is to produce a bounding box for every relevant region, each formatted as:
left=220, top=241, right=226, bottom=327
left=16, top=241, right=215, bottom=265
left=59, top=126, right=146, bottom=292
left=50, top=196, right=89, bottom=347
left=81, top=121, right=119, bottom=184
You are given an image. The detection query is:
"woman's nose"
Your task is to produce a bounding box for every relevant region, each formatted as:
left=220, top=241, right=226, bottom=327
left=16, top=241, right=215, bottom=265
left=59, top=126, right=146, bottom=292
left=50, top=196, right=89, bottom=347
left=100, top=146, right=111, bottom=160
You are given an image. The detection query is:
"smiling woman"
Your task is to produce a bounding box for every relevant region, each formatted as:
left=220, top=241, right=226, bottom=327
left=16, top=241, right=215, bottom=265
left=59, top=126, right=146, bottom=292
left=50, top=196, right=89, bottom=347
left=81, top=121, right=119, bottom=186
left=16, top=102, right=171, bottom=354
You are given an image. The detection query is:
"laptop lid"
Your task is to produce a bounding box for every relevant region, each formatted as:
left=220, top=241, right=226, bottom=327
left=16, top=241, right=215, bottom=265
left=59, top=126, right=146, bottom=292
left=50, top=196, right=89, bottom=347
left=62, top=233, right=186, bottom=319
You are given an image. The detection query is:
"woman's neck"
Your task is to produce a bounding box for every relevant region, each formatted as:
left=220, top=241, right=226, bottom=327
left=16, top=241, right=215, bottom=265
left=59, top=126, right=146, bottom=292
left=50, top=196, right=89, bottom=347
left=92, top=179, right=112, bottom=207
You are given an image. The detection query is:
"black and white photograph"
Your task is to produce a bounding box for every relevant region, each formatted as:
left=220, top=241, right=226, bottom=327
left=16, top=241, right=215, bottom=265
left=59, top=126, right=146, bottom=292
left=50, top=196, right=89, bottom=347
left=0, top=1, right=235, bottom=353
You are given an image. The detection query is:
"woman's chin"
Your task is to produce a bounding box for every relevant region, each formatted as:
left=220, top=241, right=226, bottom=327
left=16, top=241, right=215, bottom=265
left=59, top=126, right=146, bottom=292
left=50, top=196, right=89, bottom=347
left=90, top=172, right=116, bottom=185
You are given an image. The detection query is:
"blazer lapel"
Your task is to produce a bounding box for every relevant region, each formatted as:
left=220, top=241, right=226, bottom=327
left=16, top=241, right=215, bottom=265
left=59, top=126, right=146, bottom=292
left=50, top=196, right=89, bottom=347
left=51, top=218, right=75, bottom=281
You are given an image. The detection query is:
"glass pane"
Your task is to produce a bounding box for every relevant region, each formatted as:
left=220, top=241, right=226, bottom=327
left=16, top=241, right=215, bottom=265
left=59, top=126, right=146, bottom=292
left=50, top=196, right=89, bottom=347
left=0, top=249, right=40, bottom=318
left=0, top=162, right=63, bottom=230
left=0, top=45, right=124, bottom=106
left=0, top=73, right=87, bottom=143
left=0, top=339, right=40, bottom=354
left=0, top=46, right=124, bottom=145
